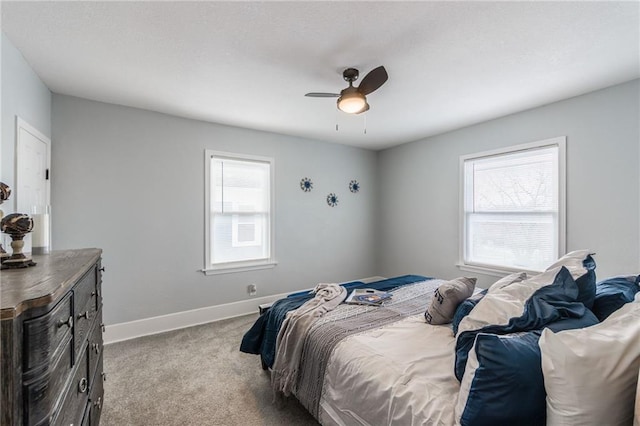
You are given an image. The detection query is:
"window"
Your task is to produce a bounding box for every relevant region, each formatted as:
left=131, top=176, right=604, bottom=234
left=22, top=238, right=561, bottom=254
left=460, top=137, right=566, bottom=274
left=204, top=151, right=275, bottom=274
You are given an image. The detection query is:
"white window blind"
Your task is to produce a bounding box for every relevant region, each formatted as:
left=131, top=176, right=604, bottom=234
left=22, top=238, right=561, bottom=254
left=461, top=138, right=565, bottom=272
left=204, top=151, right=275, bottom=273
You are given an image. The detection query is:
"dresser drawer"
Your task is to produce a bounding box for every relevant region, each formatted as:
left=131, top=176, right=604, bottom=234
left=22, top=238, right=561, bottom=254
left=73, top=309, right=97, bottom=361
left=88, top=353, right=104, bottom=426
left=96, top=260, right=103, bottom=310
left=23, top=293, right=73, bottom=373
left=96, top=276, right=103, bottom=312
left=52, top=343, right=90, bottom=426
left=88, top=313, right=103, bottom=381
left=74, top=282, right=99, bottom=359
left=73, top=267, right=98, bottom=322
left=81, top=407, right=90, bottom=426
left=22, top=335, right=73, bottom=426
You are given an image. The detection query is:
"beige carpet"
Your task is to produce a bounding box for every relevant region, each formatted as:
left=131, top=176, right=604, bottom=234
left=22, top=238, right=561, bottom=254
left=101, top=314, right=319, bottom=426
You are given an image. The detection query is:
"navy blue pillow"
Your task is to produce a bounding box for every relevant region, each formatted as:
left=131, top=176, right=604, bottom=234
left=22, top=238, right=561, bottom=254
left=452, top=290, right=487, bottom=335
left=575, top=254, right=597, bottom=309
left=458, top=312, right=599, bottom=426
left=591, top=275, right=640, bottom=321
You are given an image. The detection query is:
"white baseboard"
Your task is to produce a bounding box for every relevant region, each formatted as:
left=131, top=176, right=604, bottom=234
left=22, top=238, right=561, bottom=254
left=103, top=291, right=293, bottom=345
left=103, top=276, right=386, bottom=345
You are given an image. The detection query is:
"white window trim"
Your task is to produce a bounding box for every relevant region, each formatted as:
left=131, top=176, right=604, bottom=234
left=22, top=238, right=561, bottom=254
left=202, top=150, right=276, bottom=275
left=458, top=136, right=566, bottom=276
left=202, top=260, right=278, bottom=276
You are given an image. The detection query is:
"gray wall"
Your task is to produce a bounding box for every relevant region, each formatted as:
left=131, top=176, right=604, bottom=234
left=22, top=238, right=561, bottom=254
left=377, top=79, right=640, bottom=287
left=1, top=33, right=51, bottom=213
left=51, top=95, right=378, bottom=324
left=6, top=29, right=639, bottom=324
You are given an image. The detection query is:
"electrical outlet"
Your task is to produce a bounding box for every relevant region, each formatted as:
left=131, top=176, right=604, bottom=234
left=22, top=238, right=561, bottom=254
left=247, top=284, right=257, bottom=296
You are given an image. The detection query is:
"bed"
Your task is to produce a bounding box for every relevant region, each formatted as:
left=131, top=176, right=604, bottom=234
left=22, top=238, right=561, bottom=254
left=240, top=250, right=640, bottom=426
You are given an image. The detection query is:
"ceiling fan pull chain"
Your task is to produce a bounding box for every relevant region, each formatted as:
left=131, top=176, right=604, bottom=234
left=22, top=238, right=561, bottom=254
left=363, top=114, right=367, bottom=134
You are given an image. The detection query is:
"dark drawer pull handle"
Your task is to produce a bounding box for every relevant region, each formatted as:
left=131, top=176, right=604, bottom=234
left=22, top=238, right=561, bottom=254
left=99, top=266, right=105, bottom=272
left=77, top=311, right=89, bottom=320
left=78, top=377, right=88, bottom=393
left=57, top=316, right=73, bottom=329
left=101, top=323, right=105, bottom=333
left=101, top=372, right=107, bottom=382
left=94, top=396, right=102, bottom=410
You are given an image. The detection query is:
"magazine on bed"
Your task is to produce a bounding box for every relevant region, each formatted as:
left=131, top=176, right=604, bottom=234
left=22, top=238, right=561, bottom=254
left=345, top=288, right=393, bottom=306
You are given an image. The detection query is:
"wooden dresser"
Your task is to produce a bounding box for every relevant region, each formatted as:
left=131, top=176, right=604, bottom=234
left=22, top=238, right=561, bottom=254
left=1, top=249, right=105, bottom=426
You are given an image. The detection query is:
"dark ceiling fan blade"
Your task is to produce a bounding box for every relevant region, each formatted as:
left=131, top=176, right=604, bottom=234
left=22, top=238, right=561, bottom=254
left=357, top=66, right=388, bottom=96
left=305, top=92, right=340, bottom=97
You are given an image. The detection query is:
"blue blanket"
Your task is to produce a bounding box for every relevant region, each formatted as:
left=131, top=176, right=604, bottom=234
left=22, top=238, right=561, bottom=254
left=240, top=275, right=428, bottom=368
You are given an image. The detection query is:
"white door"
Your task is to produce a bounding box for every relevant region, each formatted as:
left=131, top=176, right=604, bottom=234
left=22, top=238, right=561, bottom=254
left=16, top=117, right=51, bottom=252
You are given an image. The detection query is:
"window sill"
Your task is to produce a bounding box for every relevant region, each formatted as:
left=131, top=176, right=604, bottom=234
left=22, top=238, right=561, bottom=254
left=456, top=262, right=541, bottom=278
left=202, top=260, right=278, bottom=276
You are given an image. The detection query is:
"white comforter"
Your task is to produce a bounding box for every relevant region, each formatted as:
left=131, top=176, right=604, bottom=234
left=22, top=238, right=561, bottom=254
left=318, top=315, right=460, bottom=426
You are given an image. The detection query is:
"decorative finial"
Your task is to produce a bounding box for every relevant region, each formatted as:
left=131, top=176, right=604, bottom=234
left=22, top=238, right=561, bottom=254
left=0, top=182, right=11, bottom=204
left=0, top=213, right=36, bottom=269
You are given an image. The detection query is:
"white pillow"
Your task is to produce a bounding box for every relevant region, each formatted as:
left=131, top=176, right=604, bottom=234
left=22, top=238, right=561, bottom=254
left=456, top=266, right=564, bottom=336
left=539, top=301, right=640, bottom=426
left=487, top=271, right=528, bottom=294
left=544, top=249, right=592, bottom=275
left=456, top=251, right=591, bottom=337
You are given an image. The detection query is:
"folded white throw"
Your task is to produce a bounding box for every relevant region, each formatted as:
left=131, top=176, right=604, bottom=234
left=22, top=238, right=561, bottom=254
left=271, top=283, right=347, bottom=398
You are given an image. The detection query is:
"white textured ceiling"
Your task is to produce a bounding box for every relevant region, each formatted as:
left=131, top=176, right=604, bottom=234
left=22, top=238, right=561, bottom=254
left=2, top=1, right=639, bottom=150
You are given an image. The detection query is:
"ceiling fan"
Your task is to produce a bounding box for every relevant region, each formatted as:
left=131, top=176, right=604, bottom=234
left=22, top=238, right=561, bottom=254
left=305, top=66, right=388, bottom=114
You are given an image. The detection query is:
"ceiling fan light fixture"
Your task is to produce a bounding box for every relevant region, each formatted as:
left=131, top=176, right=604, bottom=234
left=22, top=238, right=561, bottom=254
left=306, top=66, right=386, bottom=114
left=337, top=91, right=368, bottom=114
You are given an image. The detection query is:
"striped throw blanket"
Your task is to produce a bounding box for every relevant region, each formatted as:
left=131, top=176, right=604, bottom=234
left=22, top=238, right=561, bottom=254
left=271, top=283, right=347, bottom=398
